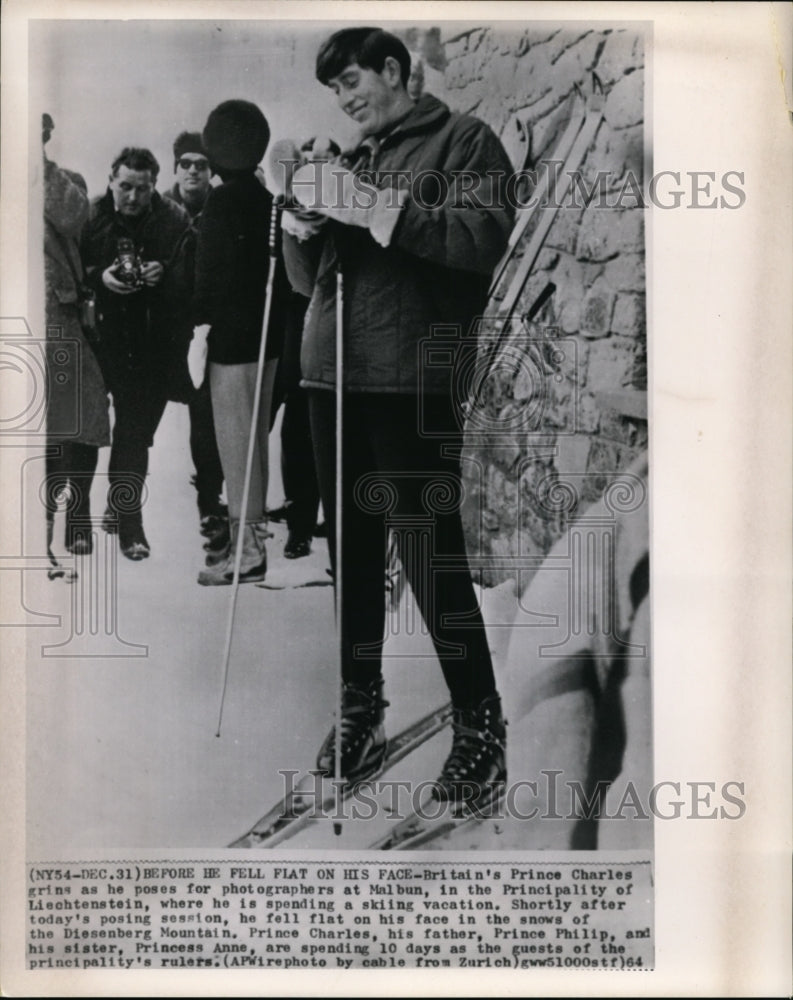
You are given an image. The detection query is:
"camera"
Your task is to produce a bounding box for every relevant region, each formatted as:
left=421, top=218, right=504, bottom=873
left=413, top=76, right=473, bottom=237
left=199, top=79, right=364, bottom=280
left=112, top=238, right=143, bottom=288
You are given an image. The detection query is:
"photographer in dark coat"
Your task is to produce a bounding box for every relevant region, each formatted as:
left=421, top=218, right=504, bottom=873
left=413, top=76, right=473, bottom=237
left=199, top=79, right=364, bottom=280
left=81, top=147, right=194, bottom=560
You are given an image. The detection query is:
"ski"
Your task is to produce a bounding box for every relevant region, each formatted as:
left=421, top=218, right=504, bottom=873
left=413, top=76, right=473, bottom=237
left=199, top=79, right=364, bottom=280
left=468, top=85, right=605, bottom=416
left=228, top=701, right=452, bottom=848
left=369, top=786, right=505, bottom=850
left=488, top=92, right=587, bottom=299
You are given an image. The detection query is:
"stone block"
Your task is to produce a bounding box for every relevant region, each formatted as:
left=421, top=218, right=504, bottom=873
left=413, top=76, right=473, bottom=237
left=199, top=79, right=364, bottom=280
left=477, top=94, right=511, bottom=135
left=444, top=57, right=468, bottom=90
left=550, top=31, right=607, bottom=95
left=580, top=276, right=617, bottom=338
left=550, top=253, right=587, bottom=334
left=598, top=405, right=641, bottom=446
left=603, top=252, right=645, bottom=292
left=611, top=292, right=646, bottom=339
left=490, top=53, right=519, bottom=105
left=558, top=297, right=581, bottom=335
left=554, top=433, right=592, bottom=476
left=604, top=69, right=645, bottom=129
left=441, top=26, right=479, bottom=45
left=513, top=45, right=554, bottom=108
left=594, top=29, right=644, bottom=86
left=578, top=391, right=601, bottom=433
left=587, top=336, right=639, bottom=392
left=515, top=32, right=531, bottom=57
left=444, top=36, right=469, bottom=62
left=488, top=27, right=521, bottom=55
left=543, top=28, right=593, bottom=65
left=583, top=440, right=637, bottom=502
left=458, top=48, right=486, bottom=83
left=579, top=122, right=644, bottom=197
left=576, top=206, right=644, bottom=261
left=559, top=336, right=588, bottom=386
left=546, top=204, right=585, bottom=254
left=526, top=26, right=563, bottom=47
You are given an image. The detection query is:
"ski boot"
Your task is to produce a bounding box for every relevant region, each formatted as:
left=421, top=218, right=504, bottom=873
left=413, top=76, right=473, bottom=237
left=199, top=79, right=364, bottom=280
left=202, top=516, right=231, bottom=566
left=316, top=678, right=389, bottom=784
left=434, top=694, right=507, bottom=815
left=197, top=519, right=269, bottom=585
left=118, top=517, right=150, bottom=561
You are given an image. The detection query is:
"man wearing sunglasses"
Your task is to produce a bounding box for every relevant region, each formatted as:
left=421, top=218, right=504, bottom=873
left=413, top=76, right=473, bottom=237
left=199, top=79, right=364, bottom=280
left=165, top=133, right=227, bottom=557
left=169, top=133, right=213, bottom=223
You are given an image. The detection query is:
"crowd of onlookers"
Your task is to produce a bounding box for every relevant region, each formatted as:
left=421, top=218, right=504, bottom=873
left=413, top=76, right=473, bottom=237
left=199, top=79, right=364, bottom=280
left=43, top=104, right=329, bottom=583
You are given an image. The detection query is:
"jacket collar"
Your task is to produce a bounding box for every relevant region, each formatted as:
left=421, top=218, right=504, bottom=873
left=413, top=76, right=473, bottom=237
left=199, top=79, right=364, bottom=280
left=379, top=93, right=450, bottom=143
left=346, top=93, right=451, bottom=167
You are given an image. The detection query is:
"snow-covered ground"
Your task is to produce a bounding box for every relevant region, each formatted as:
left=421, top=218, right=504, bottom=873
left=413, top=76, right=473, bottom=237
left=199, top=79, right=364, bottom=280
left=25, top=401, right=449, bottom=854
left=24, top=401, right=652, bottom=855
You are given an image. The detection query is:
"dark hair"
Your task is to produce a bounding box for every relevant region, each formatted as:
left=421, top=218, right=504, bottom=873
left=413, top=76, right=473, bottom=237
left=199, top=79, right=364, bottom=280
left=300, top=136, right=342, bottom=157
left=111, top=147, right=160, bottom=180
left=173, top=130, right=207, bottom=167
left=316, top=28, right=411, bottom=87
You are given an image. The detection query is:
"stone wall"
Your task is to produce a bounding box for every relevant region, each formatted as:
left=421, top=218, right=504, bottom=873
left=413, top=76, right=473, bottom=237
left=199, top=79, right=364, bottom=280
left=418, top=25, right=648, bottom=586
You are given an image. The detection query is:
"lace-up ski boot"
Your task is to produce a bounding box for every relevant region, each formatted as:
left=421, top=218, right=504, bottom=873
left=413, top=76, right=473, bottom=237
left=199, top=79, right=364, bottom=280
left=435, top=694, right=507, bottom=814
left=197, top=519, right=269, bottom=585
left=316, top=678, right=389, bottom=784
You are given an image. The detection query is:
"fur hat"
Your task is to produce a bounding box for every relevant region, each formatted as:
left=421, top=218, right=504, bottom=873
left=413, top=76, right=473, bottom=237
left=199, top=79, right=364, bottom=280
left=173, top=131, right=207, bottom=170
left=202, top=100, right=270, bottom=172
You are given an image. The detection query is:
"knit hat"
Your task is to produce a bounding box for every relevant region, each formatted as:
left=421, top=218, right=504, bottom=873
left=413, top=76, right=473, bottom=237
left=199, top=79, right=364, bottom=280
left=202, top=100, right=270, bottom=172
left=173, top=131, right=207, bottom=170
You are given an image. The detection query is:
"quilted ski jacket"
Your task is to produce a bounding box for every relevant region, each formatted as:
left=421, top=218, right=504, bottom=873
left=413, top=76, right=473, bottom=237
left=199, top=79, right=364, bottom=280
left=283, top=93, right=514, bottom=394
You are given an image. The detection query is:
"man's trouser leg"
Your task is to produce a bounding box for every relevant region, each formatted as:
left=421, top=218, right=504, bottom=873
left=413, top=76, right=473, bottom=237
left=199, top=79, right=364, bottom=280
left=188, top=379, right=225, bottom=518
left=107, top=378, right=169, bottom=535
left=282, top=386, right=321, bottom=543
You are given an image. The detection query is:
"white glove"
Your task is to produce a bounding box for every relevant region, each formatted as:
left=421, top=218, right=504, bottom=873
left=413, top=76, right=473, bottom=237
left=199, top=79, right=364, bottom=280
left=292, top=161, right=408, bottom=248
left=188, top=324, right=210, bottom=389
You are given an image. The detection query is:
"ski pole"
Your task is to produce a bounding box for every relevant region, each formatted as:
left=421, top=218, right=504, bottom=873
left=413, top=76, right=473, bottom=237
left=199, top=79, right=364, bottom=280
left=333, top=265, right=344, bottom=834
left=215, top=202, right=280, bottom=738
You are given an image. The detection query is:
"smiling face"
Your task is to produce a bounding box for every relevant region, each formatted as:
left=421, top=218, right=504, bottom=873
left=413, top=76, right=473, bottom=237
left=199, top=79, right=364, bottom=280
left=109, top=165, right=155, bottom=218
left=326, top=58, right=407, bottom=137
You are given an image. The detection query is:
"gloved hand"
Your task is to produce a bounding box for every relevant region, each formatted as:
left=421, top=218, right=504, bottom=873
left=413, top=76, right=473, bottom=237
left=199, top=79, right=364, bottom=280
left=188, top=324, right=210, bottom=389
left=292, top=161, right=408, bottom=248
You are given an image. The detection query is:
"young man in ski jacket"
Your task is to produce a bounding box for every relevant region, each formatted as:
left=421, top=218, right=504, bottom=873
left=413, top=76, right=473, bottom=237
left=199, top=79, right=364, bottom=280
left=280, top=27, right=515, bottom=809
left=81, top=147, right=194, bottom=560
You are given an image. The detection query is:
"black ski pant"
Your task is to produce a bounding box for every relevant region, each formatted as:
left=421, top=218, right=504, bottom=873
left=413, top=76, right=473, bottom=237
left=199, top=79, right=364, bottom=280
left=187, top=379, right=224, bottom=514
left=281, top=385, right=321, bottom=539
left=308, top=389, right=497, bottom=709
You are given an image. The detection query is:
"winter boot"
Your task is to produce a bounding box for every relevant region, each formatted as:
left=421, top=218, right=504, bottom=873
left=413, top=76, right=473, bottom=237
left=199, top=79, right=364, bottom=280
left=65, top=472, right=95, bottom=555
left=316, top=678, right=389, bottom=784
left=202, top=516, right=231, bottom=566
left=119, top=517, right=151, bottom=561
left=434, top=694, right=507, bottom=814
left=197, top=519, right=268, bottom=586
